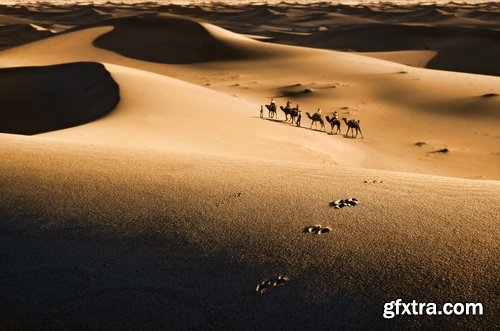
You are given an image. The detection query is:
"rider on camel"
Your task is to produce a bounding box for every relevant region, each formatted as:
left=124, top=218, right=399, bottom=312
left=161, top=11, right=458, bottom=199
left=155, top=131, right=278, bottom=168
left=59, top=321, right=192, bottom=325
left=270, top=98, right=276, bottom=111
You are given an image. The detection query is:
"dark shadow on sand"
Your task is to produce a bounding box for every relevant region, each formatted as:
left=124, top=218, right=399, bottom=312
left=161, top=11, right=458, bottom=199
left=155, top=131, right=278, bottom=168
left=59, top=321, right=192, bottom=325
left=0, top=62, right=120, bottom=135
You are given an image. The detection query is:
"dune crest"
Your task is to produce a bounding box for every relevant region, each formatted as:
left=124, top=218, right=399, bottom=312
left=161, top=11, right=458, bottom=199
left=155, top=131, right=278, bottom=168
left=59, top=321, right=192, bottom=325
left=93, top=14, right=264, bottom=64
left=0, top=61, right=119, bottom=135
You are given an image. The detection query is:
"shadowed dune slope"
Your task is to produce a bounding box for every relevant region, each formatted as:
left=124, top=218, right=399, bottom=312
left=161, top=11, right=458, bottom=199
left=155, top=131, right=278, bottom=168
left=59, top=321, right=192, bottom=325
left=93, top=14, right=261, bottom=64
left=0, top=62, right=119, bottom=135
left=0, top=24, right=53, bottom=50
left=273, top=24, right=500, bottom=76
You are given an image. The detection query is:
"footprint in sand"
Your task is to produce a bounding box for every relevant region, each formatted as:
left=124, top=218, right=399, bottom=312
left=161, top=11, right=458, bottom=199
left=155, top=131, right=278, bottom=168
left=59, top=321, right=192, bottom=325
left=303, top=225, right=331, bottom=235
left=255, top=275, right=290, bottom=294
left=329, top=198, right=359, bottom=209
left=363, top=180, right=383, bottom=183
left=215, top=192, right=243, bottom=207
left=429, top=148, right=449, bottom=154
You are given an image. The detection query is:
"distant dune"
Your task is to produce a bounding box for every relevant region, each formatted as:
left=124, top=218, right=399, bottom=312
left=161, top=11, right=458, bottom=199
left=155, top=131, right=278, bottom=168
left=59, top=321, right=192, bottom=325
left=1, top=2, right=499, bottom=75
left=92, top=14, right=263, bottom=64
left=280, top=24, right=500, bottom=76
left=0, top=62, right=119, bottom=134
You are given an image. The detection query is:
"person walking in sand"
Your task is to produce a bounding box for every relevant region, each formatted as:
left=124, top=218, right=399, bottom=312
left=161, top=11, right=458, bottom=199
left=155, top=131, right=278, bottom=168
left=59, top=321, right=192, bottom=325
left=260, top=105, right=263, bottom=118
left=296, top=105, right=301, bottom=127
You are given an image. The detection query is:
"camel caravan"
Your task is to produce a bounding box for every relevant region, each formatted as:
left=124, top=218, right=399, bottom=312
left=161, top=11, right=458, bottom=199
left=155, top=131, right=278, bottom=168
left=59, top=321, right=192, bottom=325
left=260, top=99, right=363, bottom=139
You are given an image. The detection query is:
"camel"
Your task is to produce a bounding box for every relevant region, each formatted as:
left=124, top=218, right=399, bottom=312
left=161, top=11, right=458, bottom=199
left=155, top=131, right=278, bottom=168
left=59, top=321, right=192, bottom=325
left=325, top=116, right=341, bottom=134
left=305, top=112, right=325, bottom=131
left=342, top=117, right=363, bottom=138
left=265, top=104, right=277, bottom=119
left=280, top=106, right=299, bottom=123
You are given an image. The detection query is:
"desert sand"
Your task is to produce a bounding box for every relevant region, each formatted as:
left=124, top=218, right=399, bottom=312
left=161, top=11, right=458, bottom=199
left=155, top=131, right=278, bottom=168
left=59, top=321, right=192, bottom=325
left=0, top=1, right=498, bottom=330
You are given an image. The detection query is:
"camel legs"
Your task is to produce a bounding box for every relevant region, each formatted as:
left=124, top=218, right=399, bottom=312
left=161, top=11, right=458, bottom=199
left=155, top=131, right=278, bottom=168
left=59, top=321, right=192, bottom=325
left=358, top=127, right=364, bottom=139
left=350, top=126, right=363, bottom=138
left=330, top=123, right=338, bottom=134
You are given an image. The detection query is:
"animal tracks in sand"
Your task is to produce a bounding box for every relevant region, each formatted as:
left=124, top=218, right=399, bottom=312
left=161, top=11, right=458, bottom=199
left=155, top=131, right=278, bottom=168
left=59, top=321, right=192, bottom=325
left=303, top=225, right=331, bottom=235
left=255, top=275, right=290, bottom=294
left=364, top=179, right=383, bottom=183
left=329, top=198, right=359, bottom=209
left=213, top=192, right=244, bottom=208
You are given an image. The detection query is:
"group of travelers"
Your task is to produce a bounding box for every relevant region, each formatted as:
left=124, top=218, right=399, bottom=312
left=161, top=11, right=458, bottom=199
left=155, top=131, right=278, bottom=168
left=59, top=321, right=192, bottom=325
left=261, top=98, right=363, bottom=138
left=261, top=98, right=339, bottom=123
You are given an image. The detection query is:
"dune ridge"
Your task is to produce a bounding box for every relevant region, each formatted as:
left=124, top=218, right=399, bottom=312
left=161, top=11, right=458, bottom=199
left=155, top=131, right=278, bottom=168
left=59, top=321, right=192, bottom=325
left=92, top=14, right=265, bottom=64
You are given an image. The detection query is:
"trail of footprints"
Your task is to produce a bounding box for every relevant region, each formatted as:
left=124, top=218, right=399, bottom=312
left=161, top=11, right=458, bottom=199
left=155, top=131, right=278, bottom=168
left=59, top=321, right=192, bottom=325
left=255, top=183, right=373, bottom=295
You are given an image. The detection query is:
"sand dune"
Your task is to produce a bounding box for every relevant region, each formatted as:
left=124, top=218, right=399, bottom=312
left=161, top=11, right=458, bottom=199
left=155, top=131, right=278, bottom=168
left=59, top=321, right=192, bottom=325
left=1, top=3, right=499, bottom=74
left=0, top=23, right=52, bottom=49
left=92, top=14, right=264, bottom=64
left=1, top=11, right=498, bottom=177
left=267, top=23, right=500, bottom=76
left=175, top=2, right=500, bottom=76
left=0, top=2, right=499, bottom=330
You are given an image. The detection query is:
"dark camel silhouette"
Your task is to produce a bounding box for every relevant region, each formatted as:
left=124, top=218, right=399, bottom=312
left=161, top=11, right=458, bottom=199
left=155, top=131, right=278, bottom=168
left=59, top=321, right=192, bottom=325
left=280, top=106, right=299, bottom=123
left=342, top=117, right=363, bottom=138
left=306, top=112, right=325, bottom=131
left=265, top=104, right=277, bottom=119
left=325, top=116, right=341, bottom=134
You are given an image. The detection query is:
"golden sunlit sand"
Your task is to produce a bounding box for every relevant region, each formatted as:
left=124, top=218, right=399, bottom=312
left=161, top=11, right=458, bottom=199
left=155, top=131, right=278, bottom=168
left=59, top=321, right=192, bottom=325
left=0, top=1, right=498, bottom=329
